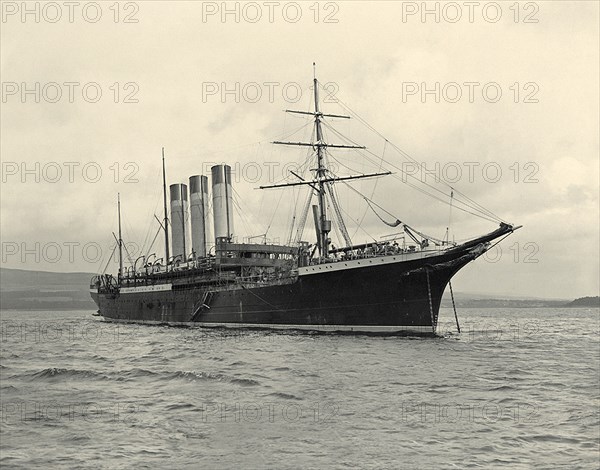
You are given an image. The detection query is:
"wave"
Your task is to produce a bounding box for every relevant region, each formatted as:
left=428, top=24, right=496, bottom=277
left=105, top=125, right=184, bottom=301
left=164, top=402, right=199, bottom=411
left=23, top=368, right=108, bottom=381
left=166, top=370, right=259, bottom=385
left=230, top=377, right=261, bottom=386
left=265, top=392, right=302, bottom=400
left=113, top=368, right=162, bottom=381
left=13, top=367, right=260, bottom=386
left=527, top=434, right=581, bottom=444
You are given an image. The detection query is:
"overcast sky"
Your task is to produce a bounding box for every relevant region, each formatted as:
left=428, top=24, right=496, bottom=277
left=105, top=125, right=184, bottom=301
left=1, top=1, right=598, bottom=299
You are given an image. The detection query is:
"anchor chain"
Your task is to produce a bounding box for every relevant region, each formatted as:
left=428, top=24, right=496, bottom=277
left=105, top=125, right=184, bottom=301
left=425, top=269, right=435, bottom=334
left=449, top=280, right=461, bottom=333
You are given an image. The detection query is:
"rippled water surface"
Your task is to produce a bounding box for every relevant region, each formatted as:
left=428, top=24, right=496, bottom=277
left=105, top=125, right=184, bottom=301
left=1, top=308, right=599, bottom=469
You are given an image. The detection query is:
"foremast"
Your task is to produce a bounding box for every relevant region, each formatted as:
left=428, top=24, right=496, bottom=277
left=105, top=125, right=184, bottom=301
left=268, top=64, right=389, bottom=257
left=313, top=72, right=329, bottom=256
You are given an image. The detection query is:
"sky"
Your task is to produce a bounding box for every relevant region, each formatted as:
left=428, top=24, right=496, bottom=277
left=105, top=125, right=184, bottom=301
left=1, top=0, right=598, bottom=299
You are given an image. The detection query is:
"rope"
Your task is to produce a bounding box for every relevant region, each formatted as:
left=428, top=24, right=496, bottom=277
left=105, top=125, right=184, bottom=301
left=335, top=175, right=446, bottom=244
left=145, top=226, right=162, bottom=258
left=446, top=190, right=454, bottom=243
left=326, top=184, right=352, bottom=247
left=366, top=199, right=401, bottom=227
left=449, top=280, right=460, bottom=333
left=319, top=91, right=506, bottom=224
left=293, top=189, right=313, bottom=245
left=101, top=243, right=118, bottom=275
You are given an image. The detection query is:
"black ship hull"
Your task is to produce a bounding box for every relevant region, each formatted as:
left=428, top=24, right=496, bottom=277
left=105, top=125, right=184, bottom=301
left=91, top=234, right=500, bottom=335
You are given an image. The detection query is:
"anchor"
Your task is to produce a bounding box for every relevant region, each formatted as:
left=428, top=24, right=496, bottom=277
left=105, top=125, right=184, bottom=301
left=190, top=291, right=214, bottom=322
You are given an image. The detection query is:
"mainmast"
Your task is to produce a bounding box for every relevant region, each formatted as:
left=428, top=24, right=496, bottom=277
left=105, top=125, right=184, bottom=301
left=266, top=65, right=389, bottom=257
left=162, top=148, right=170, bottom=264
left=117, top=193, right=123, bottom=280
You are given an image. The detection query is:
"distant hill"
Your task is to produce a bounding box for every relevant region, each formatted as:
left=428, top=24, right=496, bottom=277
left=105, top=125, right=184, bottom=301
left=0, top=267, right=95, bottom=290
left=564, top=296, right=600, bottom=308
left=440, top=297, right=567, bottom=309
left=440, top=290, right=569, bottom=309
left=440, top=296, right=567, bottom=309
left=0, top=268, right=96, bottom=310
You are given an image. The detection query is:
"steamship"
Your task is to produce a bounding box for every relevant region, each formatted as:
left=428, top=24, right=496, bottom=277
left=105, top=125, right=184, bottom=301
left=90, top=70, right=519, bottom=335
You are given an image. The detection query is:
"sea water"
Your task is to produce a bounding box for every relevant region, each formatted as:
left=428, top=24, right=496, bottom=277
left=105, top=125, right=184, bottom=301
left=1, top=308, right=598, bottom=469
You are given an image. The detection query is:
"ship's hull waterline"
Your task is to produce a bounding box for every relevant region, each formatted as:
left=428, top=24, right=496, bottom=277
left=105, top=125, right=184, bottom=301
left=92, top=243, right=488, bottom=336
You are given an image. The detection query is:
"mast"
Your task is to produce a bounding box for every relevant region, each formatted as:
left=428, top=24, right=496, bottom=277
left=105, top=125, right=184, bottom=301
left=313, top=66, right=330, bottom=256
left=268, top=65, right=388, bottom=256
left=117, top=193, right=123, bottom=280
left=162, top=148, right=170, bottom=264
